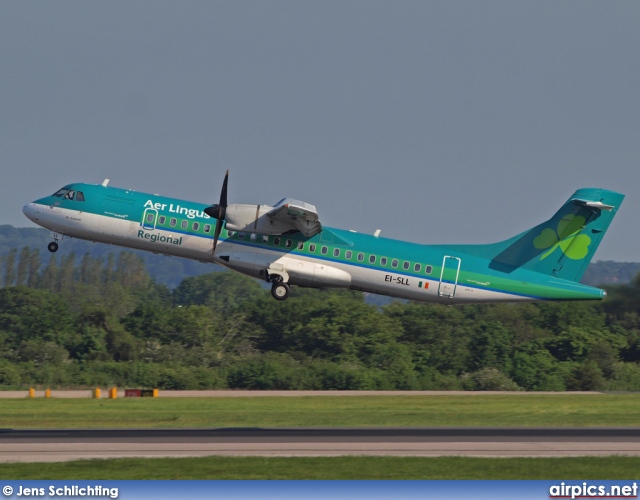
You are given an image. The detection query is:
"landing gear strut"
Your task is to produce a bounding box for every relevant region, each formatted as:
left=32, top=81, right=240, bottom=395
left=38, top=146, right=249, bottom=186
left=47, top=242, right=59, bottom=253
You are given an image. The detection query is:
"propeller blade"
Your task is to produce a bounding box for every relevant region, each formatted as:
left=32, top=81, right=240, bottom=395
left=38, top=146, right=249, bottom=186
left=220, top=169, right=228, bottom=208
left=212, top=217, right=223, bottom=252
left=204, top=170, right=229, bottom=220
left=206, top=170, right=229, bottom=255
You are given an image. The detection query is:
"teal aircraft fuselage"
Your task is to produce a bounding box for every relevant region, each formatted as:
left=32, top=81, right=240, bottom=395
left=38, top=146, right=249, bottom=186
left=23, top=180, right=624, bottom=303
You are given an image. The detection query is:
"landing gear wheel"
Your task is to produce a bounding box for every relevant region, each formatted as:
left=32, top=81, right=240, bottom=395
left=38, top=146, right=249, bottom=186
left=47, top=242, right=59, bottom=253
left=271, top=282, right=290, bottom=301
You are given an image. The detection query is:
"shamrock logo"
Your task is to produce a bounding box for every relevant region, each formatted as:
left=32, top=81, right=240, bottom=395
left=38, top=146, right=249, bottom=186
left=533, top=214, right=591, bottom=260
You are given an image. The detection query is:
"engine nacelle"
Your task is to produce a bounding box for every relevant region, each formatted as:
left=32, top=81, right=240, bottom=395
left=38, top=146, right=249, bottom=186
left=223, top=252, right=351, bottom=289
left=225, top=204, right=292, bottom=235
left=274, top=257, right=351, bottom=288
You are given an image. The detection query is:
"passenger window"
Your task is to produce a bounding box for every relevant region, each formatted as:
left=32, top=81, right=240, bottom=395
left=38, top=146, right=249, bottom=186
left=425, top=265, right=433, bottom=275
left=146, top=213, right=154, bottom=223
left=369, top=255, right=376, bottom=264
left=286, top=239, right=293, bottom=248
left=76, top=191, right=85, bottom=202
left=309, top=244, right=316, bottom=252
left=321, top=246, right=328, bottom=255
left=392, top=259, right=398, bottom=268
left=333, top=248, right=340, bottom=257
left=159, top=216, right=166, bottom=225
left=357, top=253, right=364, bottom=261
left=345, top=250, right=352, bottom=259
left=297, top=241, right=304, bottom=250
left=414, top=263, right=421, bottom=272
left=181, top=220, right=188, bottom=229
left=204, top=224, right=211, bottom=233
left=193, top=222, right=200, bottom=231
left=274, top=237, right=280, bottom=246
left=250, top=233, right=257, bottom=241
left=239, top=232, right=245, bottom=239
left=262, top=235, right=269, bottom=243
left=380, top=257, right=387, bottom=266
left=170, top=218, right=177, bottom=227
left=403, top=261, right=410, bottom=270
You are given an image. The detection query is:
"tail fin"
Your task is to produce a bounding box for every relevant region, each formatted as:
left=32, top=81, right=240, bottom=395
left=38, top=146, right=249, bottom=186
left=484, top=188, right=624, bottom=282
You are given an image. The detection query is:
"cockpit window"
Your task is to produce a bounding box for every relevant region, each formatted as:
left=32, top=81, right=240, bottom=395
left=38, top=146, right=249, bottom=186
left=76, top=191, right=85, bottom=202
left=52, top=188, right=69, bottom=197
left=63, top=190, right=76, bottom=200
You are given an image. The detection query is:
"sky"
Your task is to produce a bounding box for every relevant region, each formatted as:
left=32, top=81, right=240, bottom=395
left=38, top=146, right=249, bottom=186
left=2, top=1, right=639, bottom=261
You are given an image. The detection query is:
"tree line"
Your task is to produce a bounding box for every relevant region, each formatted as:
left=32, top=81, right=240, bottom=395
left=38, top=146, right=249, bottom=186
left=1, top=249, right=640, bottom=391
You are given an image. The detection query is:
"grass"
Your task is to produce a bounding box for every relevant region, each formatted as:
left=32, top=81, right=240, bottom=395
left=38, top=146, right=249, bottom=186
left=1, top=394, right=640, bottom=428
left=2, top=456, right=640, bottom=479
left=2, top=395, right=639, bottom=480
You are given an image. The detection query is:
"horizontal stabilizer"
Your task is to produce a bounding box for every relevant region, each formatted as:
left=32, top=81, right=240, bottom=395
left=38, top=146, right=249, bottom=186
left=572, top=198, right=615, bottom=211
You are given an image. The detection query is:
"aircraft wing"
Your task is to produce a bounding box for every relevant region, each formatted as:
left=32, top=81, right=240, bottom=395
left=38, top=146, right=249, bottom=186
left=268, top=198, right=322, bottom=237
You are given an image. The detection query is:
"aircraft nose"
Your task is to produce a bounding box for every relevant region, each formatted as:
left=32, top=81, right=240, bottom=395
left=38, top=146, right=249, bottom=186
left=22, top=203, right=37, bottom=222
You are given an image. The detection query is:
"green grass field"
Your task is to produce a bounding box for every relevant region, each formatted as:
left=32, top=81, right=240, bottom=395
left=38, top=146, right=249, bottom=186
left=1, top=394, right=639, bottom=428
left=2, top=394, right=639, bottom=480
left=2, top=456, right=640, bottom=480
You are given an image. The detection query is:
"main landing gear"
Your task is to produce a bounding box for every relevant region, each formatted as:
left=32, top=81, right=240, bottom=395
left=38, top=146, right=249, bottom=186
left=271, top=282, right=290, bottom=301
left=268, top=274, right=290, bottom=301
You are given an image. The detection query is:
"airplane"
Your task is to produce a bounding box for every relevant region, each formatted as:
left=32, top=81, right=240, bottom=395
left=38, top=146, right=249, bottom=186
left=23, top=172, right=624, bottom=303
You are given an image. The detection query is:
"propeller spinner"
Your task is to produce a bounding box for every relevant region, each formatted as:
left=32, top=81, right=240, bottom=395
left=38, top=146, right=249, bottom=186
left=204, top=170, right=229, bottom=253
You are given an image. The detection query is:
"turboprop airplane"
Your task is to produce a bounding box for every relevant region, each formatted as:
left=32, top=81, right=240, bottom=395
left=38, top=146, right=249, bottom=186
left=23, top=172, right=624, bottom=303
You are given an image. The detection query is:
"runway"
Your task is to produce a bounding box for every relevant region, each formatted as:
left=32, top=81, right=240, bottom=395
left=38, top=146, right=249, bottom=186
left=2, top=427, right=639, bottom=462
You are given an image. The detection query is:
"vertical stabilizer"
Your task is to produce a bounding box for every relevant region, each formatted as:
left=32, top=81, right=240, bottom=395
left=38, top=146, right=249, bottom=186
left=487, top=188, right=624, bottom=282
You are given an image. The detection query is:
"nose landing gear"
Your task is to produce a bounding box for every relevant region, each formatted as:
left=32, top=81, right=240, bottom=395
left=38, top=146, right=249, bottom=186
left=47, top=231, right=62, bottom=253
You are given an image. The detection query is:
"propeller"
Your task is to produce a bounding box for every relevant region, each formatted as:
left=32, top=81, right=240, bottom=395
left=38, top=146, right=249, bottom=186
left=204, top=170, right=229, bottom=254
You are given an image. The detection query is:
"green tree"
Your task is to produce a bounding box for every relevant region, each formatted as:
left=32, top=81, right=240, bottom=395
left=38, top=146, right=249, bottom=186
left=385, top=302, right=472, bottom=375
left=565, top=362, right=605, bottom=391
left=468, top=321, right=513, bottom=373
left=461, top=367, right=521, bottom=391
left=39, top=255, right=59, bottom=293
left=166, top=305, right=221, bottom=348
left=57, top=253, right=76, bottom=293
left=511, top=345, right=566, bottom=390
left=27, top=248, right=40, bottom=288
left=3, top=248, right=17, bottom=287
left=173, top=272, right=265, bottom=314
left=0, top=287, right=74, bottom=349
left=15, top=247, right=30, bottom=286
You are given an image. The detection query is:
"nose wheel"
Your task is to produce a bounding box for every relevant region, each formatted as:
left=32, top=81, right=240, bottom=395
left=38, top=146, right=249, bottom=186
left=271, top=282, right=290, bottom=301
left=47, top=242, right=59, bottom=253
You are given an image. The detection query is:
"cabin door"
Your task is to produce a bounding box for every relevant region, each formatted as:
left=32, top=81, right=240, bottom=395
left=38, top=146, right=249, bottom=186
left=142, top=208, right=158, bottom=230
left=438, top=255, right=461, bottom=298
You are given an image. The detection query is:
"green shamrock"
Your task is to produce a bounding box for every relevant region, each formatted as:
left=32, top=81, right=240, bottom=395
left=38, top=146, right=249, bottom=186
left=533, top=214, right=591, bottom=260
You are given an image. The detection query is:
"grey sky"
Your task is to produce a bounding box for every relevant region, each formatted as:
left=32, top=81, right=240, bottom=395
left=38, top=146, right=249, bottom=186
left=2, top=1, right=639, bottom=261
